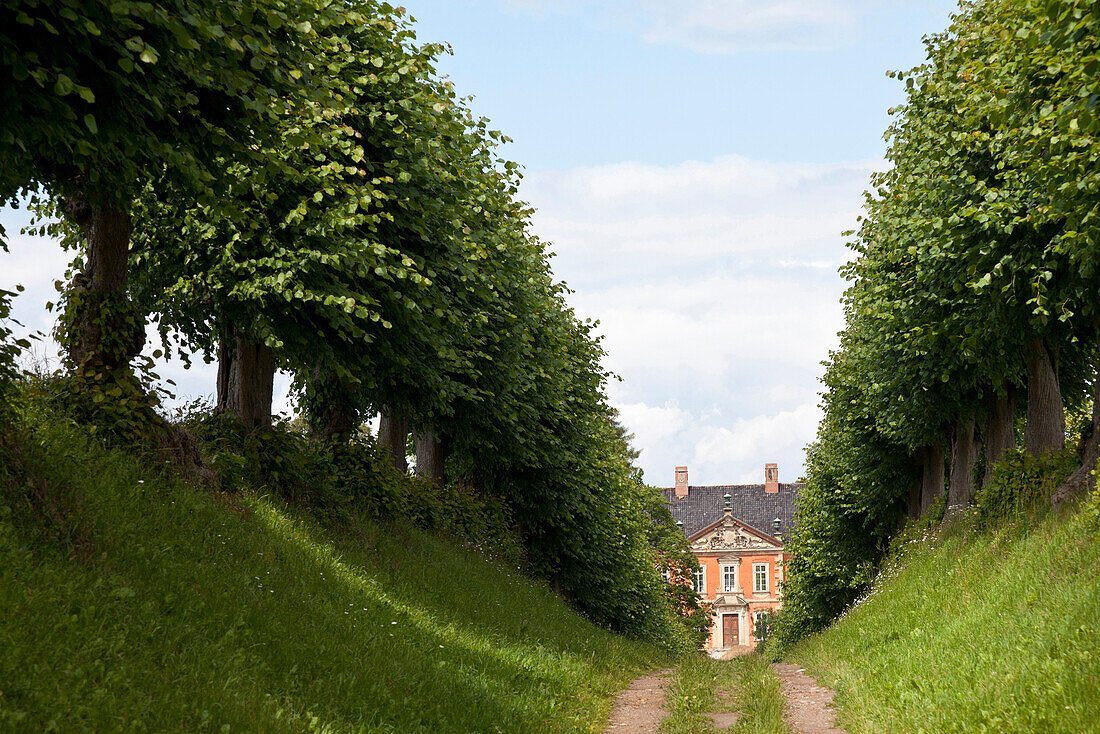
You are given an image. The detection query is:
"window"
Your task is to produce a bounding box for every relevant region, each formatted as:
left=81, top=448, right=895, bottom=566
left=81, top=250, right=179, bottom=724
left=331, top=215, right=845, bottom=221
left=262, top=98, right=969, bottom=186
left=753, top=563, right=769, bottom=592
left=693, top=567, right=705, bottom=595
left=660, top=568, right=670, bottom=583
left=722, top=565, right=737, bottom=593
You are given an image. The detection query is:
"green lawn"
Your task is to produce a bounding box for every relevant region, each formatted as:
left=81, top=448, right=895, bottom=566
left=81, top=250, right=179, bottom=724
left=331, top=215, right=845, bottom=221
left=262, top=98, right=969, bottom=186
left=786, top=492, right=1100, bottom=734
left=0, top=417, right=668, bottom=732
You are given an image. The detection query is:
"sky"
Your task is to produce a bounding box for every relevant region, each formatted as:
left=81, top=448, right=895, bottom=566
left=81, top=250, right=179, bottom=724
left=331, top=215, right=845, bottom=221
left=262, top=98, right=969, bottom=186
left=0, top=0, right=959, bottom=487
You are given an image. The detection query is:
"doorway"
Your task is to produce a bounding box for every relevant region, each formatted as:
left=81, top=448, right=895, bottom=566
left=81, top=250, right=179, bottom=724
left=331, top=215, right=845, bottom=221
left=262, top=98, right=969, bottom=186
left=722, top=613, right=739, bottom=648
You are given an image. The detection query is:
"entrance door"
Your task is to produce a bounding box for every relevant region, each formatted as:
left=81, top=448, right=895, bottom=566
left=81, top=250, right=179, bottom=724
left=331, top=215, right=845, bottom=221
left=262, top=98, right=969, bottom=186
left=722, top=613, right=739, bottom=647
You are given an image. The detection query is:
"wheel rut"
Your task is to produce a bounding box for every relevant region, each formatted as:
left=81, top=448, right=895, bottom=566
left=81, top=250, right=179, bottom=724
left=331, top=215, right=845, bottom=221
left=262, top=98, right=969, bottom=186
left=772, top=663, right=847, bottom=733
left=603, top=668, right=673, bottom=733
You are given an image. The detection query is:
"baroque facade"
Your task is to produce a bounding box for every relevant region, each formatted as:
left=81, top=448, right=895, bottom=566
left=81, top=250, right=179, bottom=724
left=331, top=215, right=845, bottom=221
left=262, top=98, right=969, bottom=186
left=663, top=464, right=801, bottom=653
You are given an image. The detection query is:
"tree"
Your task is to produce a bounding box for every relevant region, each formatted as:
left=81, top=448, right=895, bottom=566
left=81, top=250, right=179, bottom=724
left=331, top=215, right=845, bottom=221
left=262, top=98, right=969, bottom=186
left=2, top=0, right=360, bottom=406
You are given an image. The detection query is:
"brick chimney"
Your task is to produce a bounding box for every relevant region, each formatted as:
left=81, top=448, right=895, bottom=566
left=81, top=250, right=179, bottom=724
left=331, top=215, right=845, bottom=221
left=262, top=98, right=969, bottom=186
left=674, top=466, right=689, bottom=498
left=764, top=463, right=779, bottom=494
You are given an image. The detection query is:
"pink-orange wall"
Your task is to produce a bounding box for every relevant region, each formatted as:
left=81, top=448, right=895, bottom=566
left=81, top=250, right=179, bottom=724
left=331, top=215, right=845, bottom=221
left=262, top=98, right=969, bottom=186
left=695, top=552, right=781, bottom=599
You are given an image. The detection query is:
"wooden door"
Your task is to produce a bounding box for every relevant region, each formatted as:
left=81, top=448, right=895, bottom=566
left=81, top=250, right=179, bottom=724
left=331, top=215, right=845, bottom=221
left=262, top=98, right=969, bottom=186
left=722, top=613, right=739, bottom=647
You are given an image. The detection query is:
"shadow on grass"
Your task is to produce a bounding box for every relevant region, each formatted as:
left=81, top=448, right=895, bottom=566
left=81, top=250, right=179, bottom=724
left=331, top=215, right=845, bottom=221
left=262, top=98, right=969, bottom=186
left=0, top=416, right=664, bottom=733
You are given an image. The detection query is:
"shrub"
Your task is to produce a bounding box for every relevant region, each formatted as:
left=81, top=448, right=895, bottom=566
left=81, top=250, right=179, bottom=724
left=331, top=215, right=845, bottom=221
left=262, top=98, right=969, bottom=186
left=974, top=448, right=1077, bottom=530
left=0, top=287, right=29, bottom=423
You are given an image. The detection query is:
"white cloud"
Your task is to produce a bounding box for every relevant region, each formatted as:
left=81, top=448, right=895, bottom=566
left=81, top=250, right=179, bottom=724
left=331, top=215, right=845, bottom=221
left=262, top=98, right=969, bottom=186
left=692, top=401, right=821, bottom=479
left=615, top=399, right=693, bottom=448
left=641, top=0, right=857, bottom=54
left=522, top=152, right=868, bottom=484
left=2, top=149, right=867, bottom=485
left=527, top=155, right=876, bottom=281
left=498, top=0, right=903, bottom=53
left=612, top=396, right=821, bottom=488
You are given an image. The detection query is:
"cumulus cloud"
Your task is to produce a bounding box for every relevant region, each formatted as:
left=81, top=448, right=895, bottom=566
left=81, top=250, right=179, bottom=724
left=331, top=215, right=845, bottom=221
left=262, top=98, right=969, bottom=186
left=2, top=149, right=867, bottom=485
left=641, top=0, right=858, bottom=54
left=525, top=155, right=876, bottom=287
left=522, top=152, right=869, bottom=484
left=499, top=0, right=902, bottom=53
left=691, top=401, right=822, bottom=481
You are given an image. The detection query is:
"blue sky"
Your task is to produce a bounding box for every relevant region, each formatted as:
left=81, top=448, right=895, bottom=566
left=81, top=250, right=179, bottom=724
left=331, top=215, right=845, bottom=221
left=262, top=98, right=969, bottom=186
left=1, top=0, right=959, bottom=486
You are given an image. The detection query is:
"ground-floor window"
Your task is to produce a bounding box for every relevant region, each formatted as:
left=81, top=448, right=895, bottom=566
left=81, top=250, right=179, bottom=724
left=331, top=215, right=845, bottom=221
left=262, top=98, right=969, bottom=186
left=753, top=611, right=772, bottom=643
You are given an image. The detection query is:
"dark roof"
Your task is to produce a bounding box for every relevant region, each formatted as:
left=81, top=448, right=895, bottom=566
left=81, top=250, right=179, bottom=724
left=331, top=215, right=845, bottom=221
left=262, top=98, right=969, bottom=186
left=662, top=483, right=802, bottom=539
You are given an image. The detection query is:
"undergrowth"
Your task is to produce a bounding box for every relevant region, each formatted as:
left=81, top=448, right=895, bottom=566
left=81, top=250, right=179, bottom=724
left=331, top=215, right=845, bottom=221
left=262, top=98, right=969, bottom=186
left=786, top=482, right=1100, bottom=733
left=661, top=654, right=786, bottom=734
left=0, top=398, right=669, bottom=732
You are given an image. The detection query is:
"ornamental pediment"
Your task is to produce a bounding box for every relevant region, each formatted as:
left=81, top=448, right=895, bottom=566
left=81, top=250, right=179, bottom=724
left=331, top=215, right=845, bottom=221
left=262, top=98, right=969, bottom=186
left=690, top=517, right=780, bottom=553
left=713, top=593, right=746, bottom=608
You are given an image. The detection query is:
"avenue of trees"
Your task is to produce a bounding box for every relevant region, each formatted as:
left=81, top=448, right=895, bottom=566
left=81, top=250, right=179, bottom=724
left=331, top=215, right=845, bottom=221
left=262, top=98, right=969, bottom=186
left=775, top=0, right=1100, bottom=646
left=0, top=0, right=694, bottom=643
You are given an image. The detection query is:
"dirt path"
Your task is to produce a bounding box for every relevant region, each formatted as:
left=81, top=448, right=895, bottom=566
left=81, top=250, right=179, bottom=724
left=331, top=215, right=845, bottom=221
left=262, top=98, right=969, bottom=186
left=772, top=663, right=846, bottom=734
left=604, top=669, right=673, bottom=733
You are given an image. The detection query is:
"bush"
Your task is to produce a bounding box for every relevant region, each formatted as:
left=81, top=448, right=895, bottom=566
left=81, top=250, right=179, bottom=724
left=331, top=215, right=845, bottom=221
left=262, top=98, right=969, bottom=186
left=175, top=403, right=523, bottom=560
left=974, top=448, right=1077, bottom=530
left=0, top=287, right=29, bottom=423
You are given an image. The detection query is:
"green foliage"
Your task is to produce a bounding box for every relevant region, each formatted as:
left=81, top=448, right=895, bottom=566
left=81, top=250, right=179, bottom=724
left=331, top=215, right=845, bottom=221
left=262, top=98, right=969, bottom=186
left=779, top=0, right=1100, bottom=653
left=645, top=484, right=713, bottom=649
left=1, top=0, right=689, bottom=646
left=0, top=0, right=357, bottom=205
left=753, top=612, right=772, bottom=651
left=0, top=285, right=29, bottom=420
left=786, top=491, right=1100, bottom=733
left=770, top=407, right=914, bottom=655
left=974, top=448, right=1077, bottom=530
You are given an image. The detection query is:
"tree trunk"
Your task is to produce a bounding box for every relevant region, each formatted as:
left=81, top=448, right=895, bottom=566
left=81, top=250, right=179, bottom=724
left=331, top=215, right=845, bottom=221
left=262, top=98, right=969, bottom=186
left=216, top=327, right=275, bottom=429
left=947, top=418, right=977, bottom=517
left=982, top=386, right=1017, bottom=488
left=216, top=329, right=234, bottom=412
left=306, top=368, right=358, bottom=444
left=920, top=442, right=945, bottom=517
left=1025, top=337, right=1065, bottom=456
left=415, top=429, right=449, bottom=485
left=907, top=479, right=922, bottom=521
left=377, top=408, right=409, bottom=474
left=1053, top=341, right=1100, bottom=509
left=62, top=194, right=144, bottom=370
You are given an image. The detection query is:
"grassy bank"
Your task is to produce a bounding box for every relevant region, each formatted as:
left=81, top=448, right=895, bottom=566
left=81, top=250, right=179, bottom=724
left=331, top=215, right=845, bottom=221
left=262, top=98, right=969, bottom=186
left=661, top=654, right=786, bottom=734
left=0, top=413, right=668, bottom=732
left=786, top=491, right=1100, bottom=733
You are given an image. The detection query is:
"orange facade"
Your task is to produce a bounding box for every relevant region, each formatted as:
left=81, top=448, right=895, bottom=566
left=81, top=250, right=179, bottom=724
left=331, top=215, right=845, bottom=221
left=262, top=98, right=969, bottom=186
left=694, top=550, right=785, bottom=650
left=665, top=464, right=800, bottom=654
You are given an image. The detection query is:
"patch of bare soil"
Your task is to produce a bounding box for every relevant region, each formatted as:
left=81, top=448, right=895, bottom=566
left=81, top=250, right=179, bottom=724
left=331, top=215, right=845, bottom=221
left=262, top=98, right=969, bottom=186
left=702, top=687, right=739, bottom=729
left=772, top=663, right=846, bottom=734
left=604, top=669, right=673, bottom=733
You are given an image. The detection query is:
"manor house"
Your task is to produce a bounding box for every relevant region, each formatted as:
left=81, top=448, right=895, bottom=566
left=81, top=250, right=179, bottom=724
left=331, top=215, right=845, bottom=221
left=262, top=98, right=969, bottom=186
left=663, top=464, right=801, bottom=654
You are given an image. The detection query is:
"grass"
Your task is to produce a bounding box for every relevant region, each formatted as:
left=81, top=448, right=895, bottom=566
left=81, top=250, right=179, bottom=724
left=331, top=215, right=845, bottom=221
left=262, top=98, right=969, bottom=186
left=786, top=491, right=1100, bottom=734
left=661, top=654, right=787, bottom=734
left=0, top=412, right=670, bottom=732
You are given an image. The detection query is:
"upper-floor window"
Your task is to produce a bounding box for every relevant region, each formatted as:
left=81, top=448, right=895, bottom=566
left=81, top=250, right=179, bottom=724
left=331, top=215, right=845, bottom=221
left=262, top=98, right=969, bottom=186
left=693, top=567, right=705, bottom=595
left=722, top=565, right=737, bottom=593
left=660, top=568, right=670, bottom=583
left=753, top=562, right=769, bottom=593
